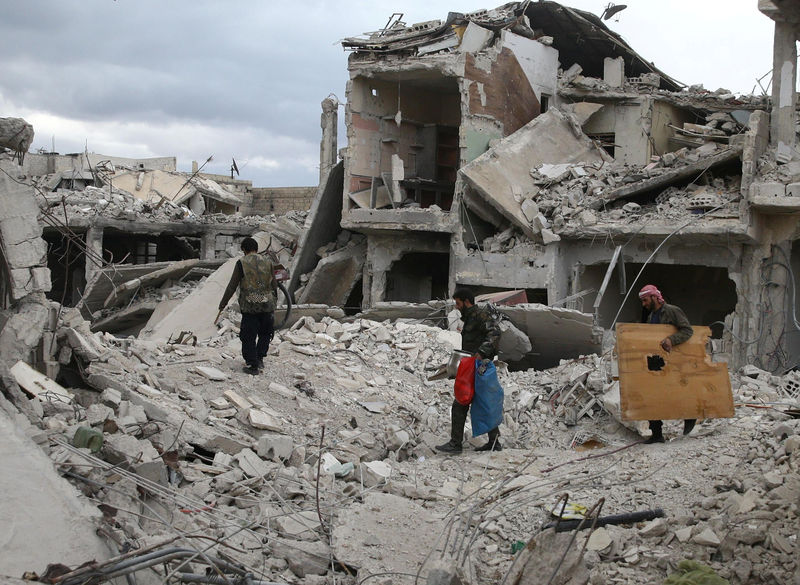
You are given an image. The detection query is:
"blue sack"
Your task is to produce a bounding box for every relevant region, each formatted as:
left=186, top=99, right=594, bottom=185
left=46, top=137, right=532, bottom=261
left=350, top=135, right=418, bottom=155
left=470, top=360, right=504, bottom=437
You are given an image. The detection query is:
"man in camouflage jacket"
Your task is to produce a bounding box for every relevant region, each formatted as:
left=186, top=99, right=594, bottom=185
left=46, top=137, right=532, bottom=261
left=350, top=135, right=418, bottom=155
left=219, top=237, right=277, bottom=375
left=437, top=287, right=502, bottom=454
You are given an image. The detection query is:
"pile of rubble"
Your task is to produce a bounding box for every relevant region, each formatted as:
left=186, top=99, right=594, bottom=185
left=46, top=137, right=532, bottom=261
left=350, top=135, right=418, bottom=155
left=5, top=301, right=799, bottom=584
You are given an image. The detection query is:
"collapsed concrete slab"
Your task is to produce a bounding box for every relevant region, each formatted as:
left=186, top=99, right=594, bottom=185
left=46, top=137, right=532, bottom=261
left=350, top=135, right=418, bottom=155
left=79, top=258, right=225, bottom=319
left=298, top=242, right=366, bottom=306
left=141, top=257, right=238, bottom=342
left=0, top=408, right=112, bottom=576
left=288, top=161, right=344, bottom=298
left=497, top=303, right=600, bottom=369
left=460, top=108, right=611, bottom=238
left=0, top=164, right=51, bottom=300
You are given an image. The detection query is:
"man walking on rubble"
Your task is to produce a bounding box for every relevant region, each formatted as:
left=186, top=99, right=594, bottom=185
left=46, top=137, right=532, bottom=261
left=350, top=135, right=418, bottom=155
left=436, top=287, right=503, bottom=454
left=219, top=237, right=277, bottom=375
left=638, top=284, right=696, bottom=443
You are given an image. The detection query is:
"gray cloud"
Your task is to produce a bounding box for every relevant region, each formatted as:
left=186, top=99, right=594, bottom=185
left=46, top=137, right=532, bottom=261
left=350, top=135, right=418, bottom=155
left=0, top=0, right=777, bottom=187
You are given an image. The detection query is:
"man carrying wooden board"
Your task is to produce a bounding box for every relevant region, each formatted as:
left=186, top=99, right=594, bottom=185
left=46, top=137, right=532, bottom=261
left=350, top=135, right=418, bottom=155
left=638, top=284, right=696, bottom=443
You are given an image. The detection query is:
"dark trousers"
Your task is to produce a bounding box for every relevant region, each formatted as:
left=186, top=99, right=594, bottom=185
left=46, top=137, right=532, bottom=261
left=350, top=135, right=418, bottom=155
left=649, top=419, right=695, bottom=436
left=240, top=312, right=274, bottom=367
left=450, top=399, right=499, bottom=446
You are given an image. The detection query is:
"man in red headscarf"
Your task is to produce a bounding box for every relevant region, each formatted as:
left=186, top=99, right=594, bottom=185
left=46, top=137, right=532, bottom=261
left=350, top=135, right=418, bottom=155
left=638, top=284, right=695, bottom=443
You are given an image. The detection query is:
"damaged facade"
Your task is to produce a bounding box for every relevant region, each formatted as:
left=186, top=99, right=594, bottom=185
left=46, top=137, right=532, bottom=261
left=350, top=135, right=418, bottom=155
left=0, top=2, right=799, bottom=585
left=284, top=0, right=800, bottom=372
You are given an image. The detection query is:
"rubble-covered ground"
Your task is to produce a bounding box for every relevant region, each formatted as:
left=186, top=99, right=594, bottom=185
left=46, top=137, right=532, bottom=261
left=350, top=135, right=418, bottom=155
left=13, top=301, right=800, bottom=585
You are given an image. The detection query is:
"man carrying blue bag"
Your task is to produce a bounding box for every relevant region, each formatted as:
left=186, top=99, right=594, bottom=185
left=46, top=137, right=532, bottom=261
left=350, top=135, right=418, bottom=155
left=436, top=287, right=505, bottom=454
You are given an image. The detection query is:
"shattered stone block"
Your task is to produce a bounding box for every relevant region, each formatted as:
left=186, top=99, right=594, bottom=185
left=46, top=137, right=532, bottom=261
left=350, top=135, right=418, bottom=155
left=234, top=447, right=271, bottom=477
left=247, top=408, right=282, bottom=431
left=785, top=182, right=800, bottom=197
left=750, top=182, right=786, bottom=198
left=100, top=387, right=122, bottom=408
left=257, top=432, right=294, bottom=461
left=195, top=366, right=228, bottom=381
left=223, top=389, right=252, bottom=409
left=360, top=460, right=391, bottom=487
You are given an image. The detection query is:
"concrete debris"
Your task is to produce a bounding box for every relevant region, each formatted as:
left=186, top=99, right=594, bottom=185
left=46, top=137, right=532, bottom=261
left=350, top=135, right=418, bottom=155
left=1, top=1, right=799, bottom=583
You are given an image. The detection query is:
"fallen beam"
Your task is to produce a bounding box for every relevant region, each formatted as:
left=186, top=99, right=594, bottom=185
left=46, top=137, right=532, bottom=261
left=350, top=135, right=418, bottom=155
left=589, top=147, right=743, bottom=210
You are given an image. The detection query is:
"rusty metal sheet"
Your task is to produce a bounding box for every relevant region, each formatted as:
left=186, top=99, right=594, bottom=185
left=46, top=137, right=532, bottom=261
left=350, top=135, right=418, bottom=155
left=616, top=323, right=734, bottom=421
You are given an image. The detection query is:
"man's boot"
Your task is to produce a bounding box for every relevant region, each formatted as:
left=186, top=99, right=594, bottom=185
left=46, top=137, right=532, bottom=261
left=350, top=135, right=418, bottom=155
left=683, top=419, right=696, bottom=435
left=436, top=401, right=467, bottom=454
left=645, top=420, right=664, bottom=444
left=475, top=428, right=502, bottom=451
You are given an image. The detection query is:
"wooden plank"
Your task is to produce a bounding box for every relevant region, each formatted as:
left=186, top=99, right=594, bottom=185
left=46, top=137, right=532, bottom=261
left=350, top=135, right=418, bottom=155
left=10, top=360, right=73, bottom=403
left=616, top=323, right=733, bottom=421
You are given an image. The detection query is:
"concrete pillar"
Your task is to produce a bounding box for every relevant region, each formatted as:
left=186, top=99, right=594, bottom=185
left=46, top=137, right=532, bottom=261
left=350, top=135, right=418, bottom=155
left=84, top=226, right=104, bottom=288
left=319, top=97, right=338, bottom=186
left=200, top=232, right=217, bottom=260
left=603, top=57, right=625, bottom=88
left=770, top=20, right=798, bottom=154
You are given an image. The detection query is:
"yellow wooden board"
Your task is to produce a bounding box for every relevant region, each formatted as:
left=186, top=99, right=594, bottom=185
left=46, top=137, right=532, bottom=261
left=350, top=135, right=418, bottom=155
left=615, top=323, right=734, bottom=421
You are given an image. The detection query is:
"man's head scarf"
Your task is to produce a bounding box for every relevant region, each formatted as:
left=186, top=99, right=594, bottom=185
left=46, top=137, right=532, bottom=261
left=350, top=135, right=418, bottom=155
left=638, top=284, right=664, bottom=303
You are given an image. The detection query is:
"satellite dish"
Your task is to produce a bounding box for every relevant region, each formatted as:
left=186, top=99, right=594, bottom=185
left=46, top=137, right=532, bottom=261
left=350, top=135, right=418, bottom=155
left=601, top=3, right=627, bottom=20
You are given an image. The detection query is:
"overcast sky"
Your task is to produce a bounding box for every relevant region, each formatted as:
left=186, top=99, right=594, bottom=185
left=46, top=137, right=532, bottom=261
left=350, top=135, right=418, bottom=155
left=0, top=1, right=780, bottom=188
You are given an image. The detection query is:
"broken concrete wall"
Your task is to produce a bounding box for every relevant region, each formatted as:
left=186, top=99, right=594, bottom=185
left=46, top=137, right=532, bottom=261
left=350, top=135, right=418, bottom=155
left=0, top=163, right=51, bottom=302
left=298, top=241, right=366, bottom=306
left=451, top=236, right=553, bottom=294
left=364, top=233, right=450, bottom=305
left=500, top=31, right=558, bottom=107
left=289, top=162, right=344, bottom=298
left=142, top=256, right=238, bottom=342
left=462, top=47, right=540, bottom=147
left=0, top=408, right=112, bottom=576
left=344, top=66, right=461, bottom=205
left=580, top=99, right=652, bottom=166
left=650, top=100, right=696, bottom=159
left=497, top=303, right=600, bottom=369
left=460, top=108, right=610, bottom=239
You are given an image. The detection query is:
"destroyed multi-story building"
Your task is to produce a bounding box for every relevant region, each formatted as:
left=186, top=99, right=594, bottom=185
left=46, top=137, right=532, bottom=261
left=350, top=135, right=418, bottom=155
left=287, top=0, right=800, bottom=372
left=0, top=3, right=799, bottom=585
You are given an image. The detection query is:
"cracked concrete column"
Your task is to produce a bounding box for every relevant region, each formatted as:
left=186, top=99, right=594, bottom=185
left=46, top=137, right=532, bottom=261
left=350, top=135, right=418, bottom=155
left=200, top=232, right=217, bottom=260
left=769, top=20, right=798, bottom=153
left=84, top=226, right=104, bottom=288
left=319, top=97, right=338, bottom=186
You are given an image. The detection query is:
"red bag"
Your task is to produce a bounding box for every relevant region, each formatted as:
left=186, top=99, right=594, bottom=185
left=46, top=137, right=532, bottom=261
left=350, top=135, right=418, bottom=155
left=454, top=356, right=477, bottom=406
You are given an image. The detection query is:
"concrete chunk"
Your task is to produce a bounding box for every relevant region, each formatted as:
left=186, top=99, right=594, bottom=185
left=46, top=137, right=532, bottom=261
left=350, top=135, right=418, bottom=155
left=235, top=447, right=271, bottom=477
left=257, top=433, right=294, bottom=461
left=248, top=408, right=282, bottom=431
left=195, top=366, right=228, bottom=381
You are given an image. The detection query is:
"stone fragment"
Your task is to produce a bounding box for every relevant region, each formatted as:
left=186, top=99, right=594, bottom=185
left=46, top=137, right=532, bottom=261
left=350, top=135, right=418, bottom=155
left=235, top=448, right=271, bottom=477
left=674, top=527, right=693, bottom=543
left=223, top=390, right=252, bottom=409
left=360, top=460, right=392, bottom=487
left=195, top=366, right=228, bottom=381
left=248, top=409, right=282, bottom=432
left=586, top=527, right=612, bottom=551
left=639, top=517, right=668, bottom=537
left=100, top=387, right=122, bottom=408
left=271, top=539, right=329, bottom=577
left=257, top=433, right=294, bottom=461
left=692, top=527, right=721, bottom=546
left=209, top=397, right=229, bottom=410
left=274, top=510, right=321, bottom=540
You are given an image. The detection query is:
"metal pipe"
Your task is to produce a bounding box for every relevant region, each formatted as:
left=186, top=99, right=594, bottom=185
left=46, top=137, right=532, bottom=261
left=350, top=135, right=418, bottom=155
left=542, top=508, right=665, bottom=533
left=177, top=573, right=285, bottom=585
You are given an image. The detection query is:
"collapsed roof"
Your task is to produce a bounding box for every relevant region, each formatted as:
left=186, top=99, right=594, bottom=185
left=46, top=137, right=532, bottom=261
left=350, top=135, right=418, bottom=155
left=342, top=1, right=683, bottom=90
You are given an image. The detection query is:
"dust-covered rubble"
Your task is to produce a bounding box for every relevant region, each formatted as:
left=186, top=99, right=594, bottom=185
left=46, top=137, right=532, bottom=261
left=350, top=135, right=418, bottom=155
left=7, top=302, right=799, bottom=585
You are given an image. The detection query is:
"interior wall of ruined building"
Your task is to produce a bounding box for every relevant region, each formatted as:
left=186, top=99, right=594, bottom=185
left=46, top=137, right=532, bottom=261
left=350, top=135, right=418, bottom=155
left=344, top=73, right=460, bottom=210
left=362, top=232, right=450, bottom=305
